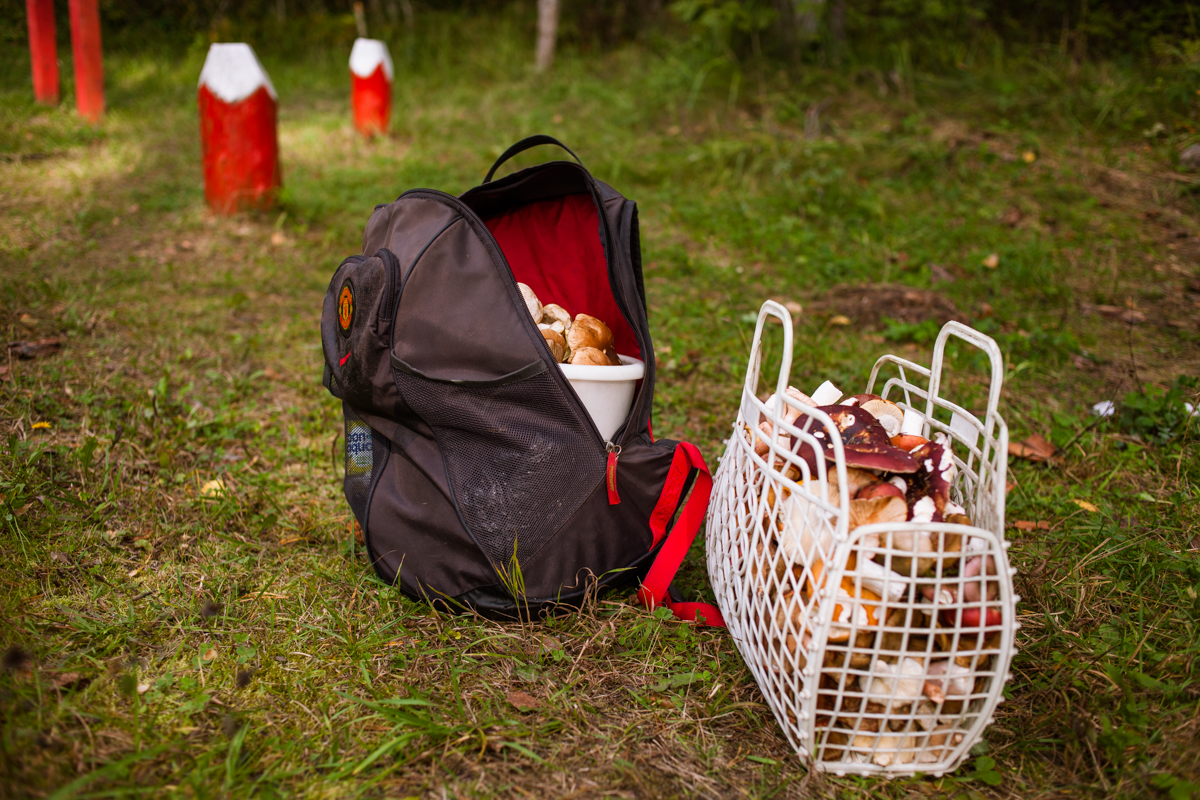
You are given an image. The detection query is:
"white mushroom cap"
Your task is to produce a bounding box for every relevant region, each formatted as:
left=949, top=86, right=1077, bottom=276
left=517, top=283, right=542, bottom=322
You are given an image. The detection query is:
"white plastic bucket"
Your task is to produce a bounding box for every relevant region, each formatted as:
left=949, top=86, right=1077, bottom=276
left=559, top=355, right=644, bottom=442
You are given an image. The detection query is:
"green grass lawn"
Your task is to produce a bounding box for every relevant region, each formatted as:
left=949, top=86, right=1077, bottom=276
left=1, top=10, right=1199, bottom=798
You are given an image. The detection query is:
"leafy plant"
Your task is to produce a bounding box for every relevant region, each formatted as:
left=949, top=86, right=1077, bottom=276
left=1114, top=376, right=1199, bottom=444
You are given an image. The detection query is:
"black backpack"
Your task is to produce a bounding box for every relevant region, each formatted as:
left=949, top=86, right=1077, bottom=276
left=320, top=136, right=723, bottom=624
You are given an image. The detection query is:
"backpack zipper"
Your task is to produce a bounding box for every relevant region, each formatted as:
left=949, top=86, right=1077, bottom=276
left=398, top=188, right=632, bottom=450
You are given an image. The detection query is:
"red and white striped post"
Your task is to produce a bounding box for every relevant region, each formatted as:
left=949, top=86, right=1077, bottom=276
left=349, top=38, right=393, bottom=138
left=68, top=0, right=104, bottom=122
left=26, top=0, right=59, bottom=105
left=197, top=44, right=281, bottom=214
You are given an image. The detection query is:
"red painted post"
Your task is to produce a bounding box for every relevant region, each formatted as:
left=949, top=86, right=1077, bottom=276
left=68, top=0, right=105, bottom=122
left=197, top=44, right=281, bottom=214
left=26, top=0, right=59, bottom=105
left=349, top=38, right=393, bottom=137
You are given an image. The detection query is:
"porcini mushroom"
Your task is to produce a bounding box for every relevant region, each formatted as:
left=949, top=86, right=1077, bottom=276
left=517, top=282, right=542, bottom=322
left=866, top=657, right=927, bottom=712
left=541, top=303, right=571, bottom=330
left=541, top=329, right=568, bottom=362
left=570, top=346, right=611, bottom=366
left=567, top=313, right=615, bottom=355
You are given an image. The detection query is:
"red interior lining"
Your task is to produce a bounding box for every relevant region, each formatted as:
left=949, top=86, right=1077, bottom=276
left=485, top=193, right=640, bottom=361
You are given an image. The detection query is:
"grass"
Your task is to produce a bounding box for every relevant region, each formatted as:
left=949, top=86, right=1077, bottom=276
left=2, top=8, right=1199, bottom=798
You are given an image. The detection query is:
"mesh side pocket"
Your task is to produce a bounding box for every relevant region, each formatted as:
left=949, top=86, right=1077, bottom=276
left=395, top=370, right=605, bottom=570
left=343, top=404, right=388, bottom=530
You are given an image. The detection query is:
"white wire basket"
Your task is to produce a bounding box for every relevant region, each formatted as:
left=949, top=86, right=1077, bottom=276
left=706, top=300, right=1018, bottom=777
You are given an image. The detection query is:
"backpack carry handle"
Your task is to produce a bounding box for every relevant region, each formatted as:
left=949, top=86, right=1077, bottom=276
left=483, top=135, right=585, bottom=183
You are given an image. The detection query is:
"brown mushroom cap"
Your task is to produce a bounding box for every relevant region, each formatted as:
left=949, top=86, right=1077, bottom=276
left=567, top=313, right=614, bottom=354
left=808, top=405, right=920, bottom=473
left=541, top=329, right=568, bottom=363
left=569, top=346, right=610, bottom=366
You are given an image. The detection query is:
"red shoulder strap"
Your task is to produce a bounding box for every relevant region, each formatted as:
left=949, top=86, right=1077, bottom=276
left=636, top=442, right=726, bottom=627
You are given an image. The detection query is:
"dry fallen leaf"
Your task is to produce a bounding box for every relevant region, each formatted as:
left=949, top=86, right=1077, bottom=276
left=18, top=313, right=39, bottom=328
left=1005, top=481, right=1017, bottom=492
left=506, top=691, right=542, bottom=711
left=262, top=367, right=284, bottom=381
left=1012, top=520, right=1052, bottom=531
left=52, top=672, right=86, bottom=691
left=1001, top=207, right=1023, bottom=227
left=9, top=338, right=63, bottom=360
left=783, top=300, right=803, bottom=314
left=1008, top=434, right=1057, bottom=462
left=828, top=314, right=851, bottom=326
left=928, top=263, right=957, bottom=283
left=1096, top=305, right=1146, bottom=325
left=202, top=647, right=218, bottom=662
left=201, top=479, right=226, bottom=498
left=982, top=253, right=1000, bottom=269
left=1073, top=499, right=1099, bottom=512
left=270, top=231, right=286, bottom=246
left=137, top=682, right=151, bottom=694
left=1022, top=151, right=1037, bottom=163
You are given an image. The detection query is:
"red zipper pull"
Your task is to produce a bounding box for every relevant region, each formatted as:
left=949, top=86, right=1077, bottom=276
left=605, top=442, right=621, bottom=505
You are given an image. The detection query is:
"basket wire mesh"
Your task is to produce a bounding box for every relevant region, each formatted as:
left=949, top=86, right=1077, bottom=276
left=706, top=300, right=1018, bottom=776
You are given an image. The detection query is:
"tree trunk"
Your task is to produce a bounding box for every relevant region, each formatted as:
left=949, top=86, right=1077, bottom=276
left=536, top=0, right=560, bottom=74
left=830, top=0, right=844, bottom=45
left=353, top=1, right=368, bottom=38
left=795, top=0, right=826, bottom=39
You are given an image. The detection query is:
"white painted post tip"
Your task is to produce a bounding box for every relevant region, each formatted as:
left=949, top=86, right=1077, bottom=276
left=349, top=38, right=394, bottom=80
left=199, top=43, right=277, bottom=103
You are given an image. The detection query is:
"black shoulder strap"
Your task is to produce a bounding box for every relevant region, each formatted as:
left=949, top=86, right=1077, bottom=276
left=483, top=135, right=584, bottom=183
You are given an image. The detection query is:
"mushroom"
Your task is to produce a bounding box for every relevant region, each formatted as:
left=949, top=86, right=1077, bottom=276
left=848, top=394, right=906, bottom=438
left=848, top=733, right=918, bottom=767
left=810, top=405, right=921, bottom=474
left=924, top=659, right=974, bottom=702
left=943, top=554, right=1002, bottom=629
left=918, top=727, right=965, bottom=764
left=810, top=380, right=844, bottom=406
left=830, top=467, right=884, bottom=501
left=541, top=329, right=568, bottom=362
left=567, top=313, right=615, bottom=355
left=778, top=481, right=835, bottom=563
left=856, top=481, right=905, bottom=501
left=903, top=438, right=956, bottom=522
left=541, top=303, right=571, bottom=330
left=538, top=320, right=566, bottom=336
left=866, top=657, right=927, bottom=712
left=852, top=551, right=909, bottom=602
left=890, top=434, right=930, bottom=451
left=569, top=346, right=611, bottom=366
left=805, top=560, right=882, bottom=642
left=848, top=495, right=907, bottom=532
left=517, top=282, right=542, bottom=322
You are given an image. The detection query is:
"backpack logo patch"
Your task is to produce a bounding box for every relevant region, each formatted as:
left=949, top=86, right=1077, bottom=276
left=338, top=282, right=355, bottom=333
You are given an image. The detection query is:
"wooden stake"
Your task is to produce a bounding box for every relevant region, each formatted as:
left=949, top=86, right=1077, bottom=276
left=68, top=0, right=105, bottom=122
left=26, top=0, right=59, bottom=105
